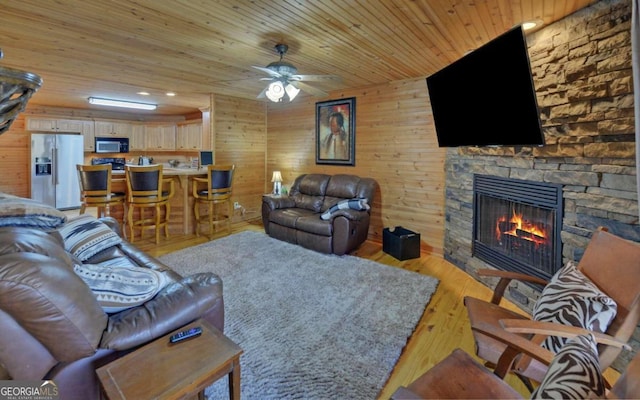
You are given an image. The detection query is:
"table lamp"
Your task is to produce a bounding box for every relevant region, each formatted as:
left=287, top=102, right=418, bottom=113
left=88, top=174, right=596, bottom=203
left=271, top=171, right=283, bottom=195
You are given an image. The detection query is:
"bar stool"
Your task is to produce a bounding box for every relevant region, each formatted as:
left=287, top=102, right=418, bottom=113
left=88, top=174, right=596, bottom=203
left=124, top=164, right=174, bottom=244
left=192, top=164, right=235, bottom=237
left=76, top=164, right=125, bottom=221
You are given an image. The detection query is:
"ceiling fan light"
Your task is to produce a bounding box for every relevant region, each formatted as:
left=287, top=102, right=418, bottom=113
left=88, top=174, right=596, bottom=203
left=265, top=81, right=285, bottom=102
left=285, top=83, right=300, bottom=102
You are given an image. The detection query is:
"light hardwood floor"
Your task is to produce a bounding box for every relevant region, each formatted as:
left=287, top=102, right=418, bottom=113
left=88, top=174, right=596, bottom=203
left=81, top=213, right=617, bottom=399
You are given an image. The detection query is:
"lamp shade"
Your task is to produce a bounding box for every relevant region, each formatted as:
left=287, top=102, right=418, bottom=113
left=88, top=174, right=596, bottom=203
left=271, top=171, right=283, bottom=182
left=271, top=171, right=283, bottom=195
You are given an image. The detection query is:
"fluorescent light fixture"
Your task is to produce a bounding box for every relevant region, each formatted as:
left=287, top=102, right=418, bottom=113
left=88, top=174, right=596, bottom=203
left=88, top=97, right=157, bottom=110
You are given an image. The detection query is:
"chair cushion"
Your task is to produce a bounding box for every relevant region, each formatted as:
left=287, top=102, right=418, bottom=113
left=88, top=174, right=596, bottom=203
left=58, top=214, right=123, bottom=261
left=532, top=261, right=617, bottom=353
left=0, top=193, right=67, bottom=230
left=531, top=334, right=605, bottom=399
left=73, top=262, right=171, bottom=313
left=320, top=198, right=370, bottom=220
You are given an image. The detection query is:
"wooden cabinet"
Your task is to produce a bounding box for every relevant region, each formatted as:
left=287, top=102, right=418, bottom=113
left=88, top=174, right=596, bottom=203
left=176, top=121, right=202, bottom=150
left=129, top=124, right=146, bottom=151
left=145, top=124, right=176, bottom=150
left=80, top=121, right=96, bottom=152
left=95, top=120, right=134, bottom=138
left=26, top=117, right=95, bottom=151
left=27, top=117, right=86, bottom=133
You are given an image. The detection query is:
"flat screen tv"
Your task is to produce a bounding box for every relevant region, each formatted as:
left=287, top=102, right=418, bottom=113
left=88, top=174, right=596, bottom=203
left=426, top=26, right=544, bottom=147
left=199, top=150, right=213, bottom=167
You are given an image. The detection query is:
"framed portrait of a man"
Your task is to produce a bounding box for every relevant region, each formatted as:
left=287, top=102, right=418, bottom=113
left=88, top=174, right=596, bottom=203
left=316, top=97, right=355, bottom=166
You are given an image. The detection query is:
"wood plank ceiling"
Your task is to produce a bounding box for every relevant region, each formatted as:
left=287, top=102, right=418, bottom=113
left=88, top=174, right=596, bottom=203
left=0, top=0, right=598, bottom=115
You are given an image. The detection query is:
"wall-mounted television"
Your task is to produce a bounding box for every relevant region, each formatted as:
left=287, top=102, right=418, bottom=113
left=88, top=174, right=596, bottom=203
left=426, top=26, right=544, bottom=147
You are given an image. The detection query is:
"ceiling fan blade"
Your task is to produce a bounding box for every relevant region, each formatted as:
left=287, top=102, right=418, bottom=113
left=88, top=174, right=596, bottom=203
left=252, top=65, right=282, bottom=78
left=291, top=74, right=341, bottom=82
left=294, top=81, right=328, bottom=97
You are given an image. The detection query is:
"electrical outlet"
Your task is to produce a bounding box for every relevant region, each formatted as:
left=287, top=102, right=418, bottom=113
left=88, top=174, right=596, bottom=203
left=234, top=202, right=241, bottom=209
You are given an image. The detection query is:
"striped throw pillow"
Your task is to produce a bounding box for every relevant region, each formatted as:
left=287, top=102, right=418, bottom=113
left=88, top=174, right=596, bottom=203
left=531, top=334, right=605, bottom=399
left=58, top=214, right=122, bottom=261
left=532, top=261, right=617, bottom=353
left=73, top=262, right=171, bottom=313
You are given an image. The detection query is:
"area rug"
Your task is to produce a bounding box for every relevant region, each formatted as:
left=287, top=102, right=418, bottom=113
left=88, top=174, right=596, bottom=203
left=159, top=231, right=439, bottom=399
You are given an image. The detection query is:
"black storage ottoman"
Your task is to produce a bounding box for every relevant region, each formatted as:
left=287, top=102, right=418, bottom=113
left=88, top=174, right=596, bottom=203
left=383, top=226, right=420, bottom=260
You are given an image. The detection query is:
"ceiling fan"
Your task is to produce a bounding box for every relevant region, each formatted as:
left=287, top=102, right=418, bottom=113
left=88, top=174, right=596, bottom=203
left=252, top=44, right=340, bottom=102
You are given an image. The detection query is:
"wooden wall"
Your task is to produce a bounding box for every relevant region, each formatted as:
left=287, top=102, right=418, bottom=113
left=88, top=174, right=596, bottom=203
left=267, top=77, right=447, bottom=255
left=0, top=117, right=30, bottom=198
left=212, top=95, right=267, bottom=222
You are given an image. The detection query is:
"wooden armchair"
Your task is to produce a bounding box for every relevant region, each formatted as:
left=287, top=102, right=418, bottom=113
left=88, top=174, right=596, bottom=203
left=391, top=322, right=636, bottom=399
left=464, top=227, right=640, bottom=389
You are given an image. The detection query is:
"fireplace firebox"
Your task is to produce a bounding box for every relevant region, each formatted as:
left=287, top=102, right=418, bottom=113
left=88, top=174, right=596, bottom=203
left=473, top=175, right=563, bottom=281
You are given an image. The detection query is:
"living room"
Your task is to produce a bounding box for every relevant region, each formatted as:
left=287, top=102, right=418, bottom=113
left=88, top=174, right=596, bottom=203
left=0, top=0, right=638, bottom=398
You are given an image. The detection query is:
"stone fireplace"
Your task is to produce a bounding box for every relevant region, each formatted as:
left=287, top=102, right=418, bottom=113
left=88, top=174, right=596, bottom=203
left=440, top=0, right=638, bottom=370
left=473, top=174, right=562, bottom=281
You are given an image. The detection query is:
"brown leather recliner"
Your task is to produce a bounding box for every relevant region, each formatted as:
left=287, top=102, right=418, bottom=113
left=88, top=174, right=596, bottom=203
left=262, top=174, right=376, bottom=255
left=0, top=218, right=224, bottom=400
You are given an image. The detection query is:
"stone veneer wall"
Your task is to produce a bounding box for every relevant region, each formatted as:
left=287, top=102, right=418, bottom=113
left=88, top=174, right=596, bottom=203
left=442, top=0, right=639, bottom=370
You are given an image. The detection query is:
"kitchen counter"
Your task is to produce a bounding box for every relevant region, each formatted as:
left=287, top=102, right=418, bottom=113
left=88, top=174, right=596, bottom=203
left=113, top=167, right=208, bottom=235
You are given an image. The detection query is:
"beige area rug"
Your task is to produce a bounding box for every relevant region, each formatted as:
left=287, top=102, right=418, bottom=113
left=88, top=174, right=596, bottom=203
left=159, top=231, right=439, bottom=399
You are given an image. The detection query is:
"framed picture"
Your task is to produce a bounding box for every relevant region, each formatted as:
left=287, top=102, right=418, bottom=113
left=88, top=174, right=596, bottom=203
left=316, top=97, right=356, bottom=166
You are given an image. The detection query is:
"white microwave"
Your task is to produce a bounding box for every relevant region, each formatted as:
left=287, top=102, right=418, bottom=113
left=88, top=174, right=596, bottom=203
left=95, top=137, right=129, bottom=153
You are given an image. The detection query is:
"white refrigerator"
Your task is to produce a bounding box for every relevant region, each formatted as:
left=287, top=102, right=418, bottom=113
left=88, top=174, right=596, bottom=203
left=31, top=133, right=84, bottom=210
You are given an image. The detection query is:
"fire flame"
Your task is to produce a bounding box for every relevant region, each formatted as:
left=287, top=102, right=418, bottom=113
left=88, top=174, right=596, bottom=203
left=495, top=210, right=547, bottom=245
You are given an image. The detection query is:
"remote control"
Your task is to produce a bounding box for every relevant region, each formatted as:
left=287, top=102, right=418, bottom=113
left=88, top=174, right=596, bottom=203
left=169, top=327, right=202, bottom=344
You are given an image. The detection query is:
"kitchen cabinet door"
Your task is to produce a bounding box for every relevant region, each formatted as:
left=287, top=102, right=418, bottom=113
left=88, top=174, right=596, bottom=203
left=129, top=124, right=146, bottom=150
left=95, top=121, right=133, bottom=137
left=27, top=117, right=87, bottom=133
left=176, top=121, right=202, bottom=150
left=145, top=124, right=176, bottom=150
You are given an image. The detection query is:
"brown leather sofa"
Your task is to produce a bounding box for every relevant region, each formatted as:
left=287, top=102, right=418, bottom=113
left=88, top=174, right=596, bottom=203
left=262, top=174, right=376, bottom=255
left=0, top=218, right=224, bottom=400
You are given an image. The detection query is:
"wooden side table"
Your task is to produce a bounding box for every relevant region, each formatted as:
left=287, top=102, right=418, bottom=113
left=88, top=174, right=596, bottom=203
left=97, top=320, right=243, bottom=400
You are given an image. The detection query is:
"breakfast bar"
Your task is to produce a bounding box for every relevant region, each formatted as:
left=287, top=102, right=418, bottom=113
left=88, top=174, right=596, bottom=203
left=112, top=166, right=207, bottom=235
left=164, top=167, right=208, bottom=234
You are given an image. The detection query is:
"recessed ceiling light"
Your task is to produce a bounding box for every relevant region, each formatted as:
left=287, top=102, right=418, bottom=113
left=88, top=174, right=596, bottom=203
left=522, top=19, right=543, bottom=31
left=166, top=92, right=176, bottom=97
left=137, top=91, right=150, bottom=96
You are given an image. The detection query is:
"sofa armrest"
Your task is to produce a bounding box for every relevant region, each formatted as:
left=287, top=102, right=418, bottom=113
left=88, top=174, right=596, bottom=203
left=325, top=208, right=370, bottom=222
left=99, top=272, right=223, bottom=351
left=262, top=195, right=296, bottom=210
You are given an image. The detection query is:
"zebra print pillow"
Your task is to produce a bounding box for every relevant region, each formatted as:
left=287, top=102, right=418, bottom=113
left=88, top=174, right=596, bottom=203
left=531, top=334, right=605, bottom=399
left=532, top=261, right=617, bottom=353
